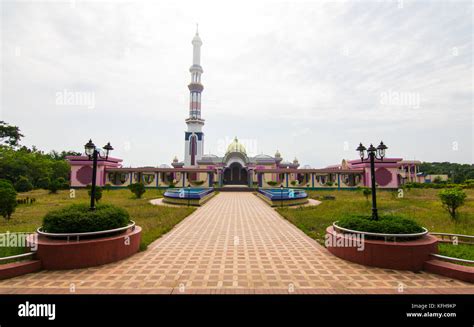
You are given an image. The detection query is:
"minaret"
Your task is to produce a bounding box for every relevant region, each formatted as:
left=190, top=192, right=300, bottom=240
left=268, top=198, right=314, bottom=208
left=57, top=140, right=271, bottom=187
left=184, top=25, right=205, bottom=166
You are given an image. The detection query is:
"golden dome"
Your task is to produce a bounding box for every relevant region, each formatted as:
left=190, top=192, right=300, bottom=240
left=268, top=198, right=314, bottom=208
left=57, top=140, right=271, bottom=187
left=226, top=137, right=247, bottom=154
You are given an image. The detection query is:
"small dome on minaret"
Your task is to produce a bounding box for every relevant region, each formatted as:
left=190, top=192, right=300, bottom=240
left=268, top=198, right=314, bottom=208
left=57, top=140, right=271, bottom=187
left=275, top=149, right=281, bottom=158
left=173, top=156, right=179, bottom=163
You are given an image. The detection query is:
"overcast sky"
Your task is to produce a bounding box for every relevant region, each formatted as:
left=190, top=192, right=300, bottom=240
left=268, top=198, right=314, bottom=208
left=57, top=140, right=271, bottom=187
left=1, top=0, right=472, bottom=167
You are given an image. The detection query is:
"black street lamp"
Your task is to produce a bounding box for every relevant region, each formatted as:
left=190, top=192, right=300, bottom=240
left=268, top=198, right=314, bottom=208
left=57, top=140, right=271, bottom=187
left=187, top=184, right=191, bottom=207
left=280, top=184, right=284, bottom=208
left=84, top=139, right=113, bottom=210
left=356, top=141, right=388, bottom=220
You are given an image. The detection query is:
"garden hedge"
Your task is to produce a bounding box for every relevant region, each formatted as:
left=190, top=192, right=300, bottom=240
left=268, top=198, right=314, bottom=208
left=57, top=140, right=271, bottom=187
left=42, top=204, right=130, bottom=233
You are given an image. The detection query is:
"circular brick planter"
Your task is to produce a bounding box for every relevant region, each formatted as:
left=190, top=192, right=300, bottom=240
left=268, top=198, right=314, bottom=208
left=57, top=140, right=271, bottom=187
left=326, top=226, right=438, bottom=271
left=28, top=226, right=141, bottom=270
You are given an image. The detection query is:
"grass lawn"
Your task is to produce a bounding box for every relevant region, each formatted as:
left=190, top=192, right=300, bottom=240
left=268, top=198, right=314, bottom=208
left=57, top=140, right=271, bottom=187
left=277, top=188, right=474, bottom=245
left=438, top=243, right=474, bottom=265
left=0, top=188, right=195, bottom=260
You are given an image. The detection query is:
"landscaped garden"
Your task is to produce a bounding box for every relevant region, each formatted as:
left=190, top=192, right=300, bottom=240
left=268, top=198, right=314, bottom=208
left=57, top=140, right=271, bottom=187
left=0, top=188, right=195, bottom=260
left=278, top=188, right=474, bottom=262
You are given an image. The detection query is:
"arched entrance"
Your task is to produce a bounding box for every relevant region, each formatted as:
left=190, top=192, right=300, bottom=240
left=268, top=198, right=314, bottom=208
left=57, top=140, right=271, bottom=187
left=223, top=162, right=248, bottom=185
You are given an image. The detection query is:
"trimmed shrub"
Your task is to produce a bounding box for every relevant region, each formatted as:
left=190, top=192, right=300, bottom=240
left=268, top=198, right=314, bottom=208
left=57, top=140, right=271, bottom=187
left=0, top=187, right=17, bottom=219
left=56, top=177, right=69, bottom=189
left=48, top=179, right=60, bottom=194
left=439, top=188, right=467, bottom=220
left=360, top=187, right=371, bottom=201
left=128, top=182, right=146, bottom=199
left=267, top=181, right=278, bottom=186
left=337, top=215, right=424, bottom=235
left=87, top=186, right=103, bottom=203
left=36, top=177, right=50, bottom=189
left=42, top=204, right=130, bottom=233
left=14, top=176, right=33, bottom=192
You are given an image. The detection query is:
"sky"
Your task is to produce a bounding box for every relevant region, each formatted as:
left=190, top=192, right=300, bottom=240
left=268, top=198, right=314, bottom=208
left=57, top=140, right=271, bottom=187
left=1, top=0, right=472, bottom=168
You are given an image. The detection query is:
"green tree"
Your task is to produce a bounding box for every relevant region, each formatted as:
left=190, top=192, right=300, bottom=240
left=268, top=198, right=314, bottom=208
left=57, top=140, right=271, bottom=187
left=14, top=176, right=33, bottom=192
left=128, top=182, right=146, bottom=199
left=0, top=121, right=23, bottom=147
left=439, top=188, right=467, bottom=220
left=0, top=187, right=17, bottom=219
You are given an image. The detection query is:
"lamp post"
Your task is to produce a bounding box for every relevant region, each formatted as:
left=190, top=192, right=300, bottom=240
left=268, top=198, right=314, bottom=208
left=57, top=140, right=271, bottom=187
left=280, top=184, right=284, bottom=208
left=84, top=139, right=113, bottom=210
left=356, top=141, right=388, bottom=220
left=187, top=184, right=191, bottom=207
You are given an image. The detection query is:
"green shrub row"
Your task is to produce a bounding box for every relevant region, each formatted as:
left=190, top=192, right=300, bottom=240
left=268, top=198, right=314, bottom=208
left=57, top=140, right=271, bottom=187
left=403, top=181, right=474, bottom=190
left=42, top=204, right=130, bottom=233
left=337, top=215, right=424, bottom=235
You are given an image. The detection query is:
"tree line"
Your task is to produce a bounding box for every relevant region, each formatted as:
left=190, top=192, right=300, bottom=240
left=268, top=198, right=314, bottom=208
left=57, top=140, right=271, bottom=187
left=0, top=121, right=80, bottom=192
left=418, top=162, right=474, bottom=183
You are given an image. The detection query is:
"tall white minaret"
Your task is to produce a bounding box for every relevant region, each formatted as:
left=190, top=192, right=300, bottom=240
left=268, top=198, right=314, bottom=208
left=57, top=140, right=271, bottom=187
left=184, top=25, right=205, bottom=166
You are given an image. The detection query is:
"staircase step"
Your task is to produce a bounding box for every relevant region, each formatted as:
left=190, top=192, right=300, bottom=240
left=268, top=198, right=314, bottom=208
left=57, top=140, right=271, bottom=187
left=423, top=259, right=474, bottom=283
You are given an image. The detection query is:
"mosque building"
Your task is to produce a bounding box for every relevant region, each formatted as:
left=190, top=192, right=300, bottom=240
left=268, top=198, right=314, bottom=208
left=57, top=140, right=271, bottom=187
left=67, top=29, right=424, bottom=190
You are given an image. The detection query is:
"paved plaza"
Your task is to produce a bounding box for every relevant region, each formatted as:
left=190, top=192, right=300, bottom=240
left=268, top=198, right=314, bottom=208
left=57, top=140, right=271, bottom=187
left=0, top=193, right=472, bottom=294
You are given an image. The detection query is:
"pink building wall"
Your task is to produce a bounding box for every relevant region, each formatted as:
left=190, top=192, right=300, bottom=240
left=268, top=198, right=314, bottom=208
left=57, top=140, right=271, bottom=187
left=67, top=156, right=122, bottom=187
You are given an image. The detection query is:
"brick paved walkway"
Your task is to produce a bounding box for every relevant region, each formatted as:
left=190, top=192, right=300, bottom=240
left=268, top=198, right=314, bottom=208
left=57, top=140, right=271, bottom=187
left=0, top=193, right=472, bottom=294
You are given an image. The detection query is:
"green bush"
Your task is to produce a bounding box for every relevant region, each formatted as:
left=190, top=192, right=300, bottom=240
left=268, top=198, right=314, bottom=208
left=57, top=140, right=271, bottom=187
left=56, top=177, right=69, bottom=189
left=104, top=183, right=112, bottom=191
left=14, top=176, right=33, bottom=192
left=0, top=187, right=17, bottom=219
left=36, top=177, right=50, bottom=189
left=267, top=181, right=278, bottom=186
left=0, top=178, right=14, bottom=190
left=359, top=187, right=371, bottom=201
left=337, top=215, right=424, bottom=235
left=48, top=179, right=60, bottom=194
left=87, top=186, right=103, bottom=203
left=191, top=180, right=205, bottom=186
left=42, top=204, right=130, bottom=233
left=128, top=182, right=146, bottom=199
left=439, top=188, right=467, bottom=220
